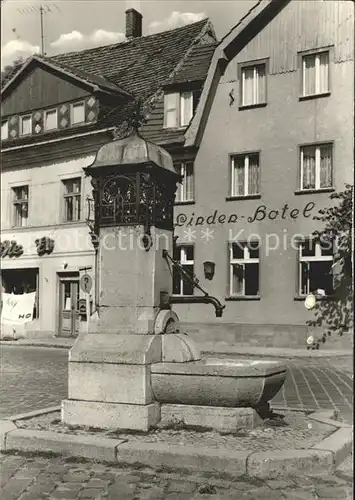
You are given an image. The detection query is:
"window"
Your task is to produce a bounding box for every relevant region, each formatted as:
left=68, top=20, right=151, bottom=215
left=71, top=102, right=85, bottom=124
left=20, top=115, right=32, bottom=136
left=12, top=185, right=29, bottom=227
left=1, top=120, right=8, bottom=140
left=173, top=245, right=194, bottom=295
left=302, top=51, right=329, bottom=97
left=229, top=241, right=259, bottom=296
left=175, top=162, right=194, bottom=202
left=1, top=268, right=39, bottom=319
left=44, top=109, right=58, bottom=131
left=164, top=90, right=201, bottom=128
left=241, top=64, right=266, bottom=106
left=63, top=178, right=81, bottom=222
left=298, top=239, right=334, bottom=296
left=230, top=153, right=260, bottom=197
left=300, top=143, right=333, bottom=190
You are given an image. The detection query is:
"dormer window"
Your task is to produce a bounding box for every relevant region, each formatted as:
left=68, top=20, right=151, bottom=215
left=20, top=115, right=32, bottom=136
left=71, top=102, right=85, bottom=125
left=164, top=90, right=201, bottom=129
left=1, top=120, right=8, bottom=140
left=44, top=109, right=58, bottom=131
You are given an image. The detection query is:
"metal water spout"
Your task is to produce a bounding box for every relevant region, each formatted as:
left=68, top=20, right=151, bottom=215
left=162, top=250, right=225, bottom=318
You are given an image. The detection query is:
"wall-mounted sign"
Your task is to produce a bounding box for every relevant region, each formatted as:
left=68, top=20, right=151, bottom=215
left=80, top=274, right=93, bottom=294
left=35, top=237, right=55, bottom=256
left=1, top=240, right=24, bottom=258
left=1, top=292, right=36, bottom=324
left=175, top=202, right=316, bottom=227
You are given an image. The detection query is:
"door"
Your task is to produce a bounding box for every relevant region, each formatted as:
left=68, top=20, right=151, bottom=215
left=59, top=278, right=80, bottom=337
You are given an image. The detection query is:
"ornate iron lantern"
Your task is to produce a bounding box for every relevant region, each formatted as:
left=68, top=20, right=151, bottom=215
left=203, top=261, right=215, bottom=280
left=84, top=116, right=179, bottom=250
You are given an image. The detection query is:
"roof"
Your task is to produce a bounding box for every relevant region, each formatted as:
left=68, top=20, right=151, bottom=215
left=184, top=0, right=291, bottom=147
left=2, top=18, right=216, bottom=150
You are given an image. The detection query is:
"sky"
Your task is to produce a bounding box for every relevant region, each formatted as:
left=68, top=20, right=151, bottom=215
left=1, top=0, right=255, bottom=68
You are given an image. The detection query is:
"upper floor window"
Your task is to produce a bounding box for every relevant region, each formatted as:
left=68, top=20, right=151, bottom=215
left=175, top=162, right=194, bottom=203
left=300, top=143, right=333, bottom=191
left=230, top=153, right=260, bottom=197
left=164, top=90, right=201, bottom=129
left=44, top=109, right=58, bottom=131
left=302, top=51, right=329, bottom=97
left=12, top=185, right=29, bottom=227
left=63, top=178, right=81, bottom=222
left=298, top=239, right=334, bottom=296
left=71, top=102, right=85, bottom=125
left=241, top=63, right=266, bottom=107
left=229, top=241, right=260, bottom=297
left=20, top=115, right=32, bottom=136
left=173, top=245, right=194, bottom=295
left=1, top=120, right=8, bottom=140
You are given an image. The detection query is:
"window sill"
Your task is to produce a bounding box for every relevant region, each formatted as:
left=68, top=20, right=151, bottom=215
left=226, top=194, right=261, bottom=201
left=174, top=200, right=195, bottom=206
left=299, top=92, right=331, bottom=101
left=238, top=103, right=267, bottom=111
left=294, top=295, right=336, bottom=301
left=226, top=295, right=261, bottom=301
left=61, top=220, right=83, bottom=225
left=163, top=126, right=186, bottom=131
left=295, top=188, right=335, bottom=195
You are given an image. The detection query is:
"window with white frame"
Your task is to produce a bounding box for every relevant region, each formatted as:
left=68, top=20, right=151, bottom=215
left=302, top=51, right=329, bottom=97
left=231, top=153, right=260, bottom=197
left=20, top=115, right=32, bottom=136
left=298, top=239, right=334, bottom=296
left=164, top=90, right=201, bottom=128
left=175, top=162, right=194, bottom=202
left=173, top=245, right=194, bottom=295
left=12, top=185, right=29, bottom=227
left=44, top=109, right=58, bottom=131
left=1, top=120, right=8, bottom=140
left=63, top=178, right=81, bottom=222
left=241, top=63, right=266, bottom=106
left=300, top=143, right=333, bottom=190
left=71, top=102, right=85, bottom=124
left=229, top=241, right=260, bottom=296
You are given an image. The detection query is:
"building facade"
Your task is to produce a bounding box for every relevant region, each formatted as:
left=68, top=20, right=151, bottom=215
left=173, top=0, right=354, bottom=347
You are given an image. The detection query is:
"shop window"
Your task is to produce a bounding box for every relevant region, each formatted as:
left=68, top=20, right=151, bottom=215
left=62, top=177, right=81, bottom=222
left=230, top=153, right=260, bottom=197
left=300, top=143, right=333, bottom=191
left=175, top=162, right=194, bottom=202
left=1, top=268, right=39, bottom=318
left=164, top=90, right=201, bottom=129
left=240, top=63, right=266, bottom=107
left=71, top=102, right=85, bottom=125
left=12, top=185, right=29, bottom=227
left=298, top=239, right=334, bottom=296
left=20, top=115, right=32, bottom=136
left=1, top=120, right=8, bottom=140
left=229, top=241, right=260, bottom=296
left=173, top=245, right=194, bottom=295
left=302, top=51, right=329, bottom=97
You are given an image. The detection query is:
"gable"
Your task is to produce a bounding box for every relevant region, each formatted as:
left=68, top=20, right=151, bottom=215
left=2, top=65, right=91, bottom=117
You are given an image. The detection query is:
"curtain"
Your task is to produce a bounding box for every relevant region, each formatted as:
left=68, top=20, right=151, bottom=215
left=185, top=163, right=194, bottom=200
left=232, top=264, right=244, bottom=295
left=233, top=156, right=245, bottom=196
left=318, top=52, right=329, bottom=94
left=248, top=154, right=260, bottom=194
left=256, top=65, right=266, bottom=103
left=320, top=145, right=332, bottom=188
left=302, top=146, right=316, bottom=189
left=180, top=92, right=193, bottom=127
left=164, top=93, right=178, bottom=128
left=304, top=55, right=316, bottom=95
left=242, top=67, right=254, bottom=106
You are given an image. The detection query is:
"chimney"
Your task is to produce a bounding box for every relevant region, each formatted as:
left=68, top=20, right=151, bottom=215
left=126, top=9, right=142, bottom=39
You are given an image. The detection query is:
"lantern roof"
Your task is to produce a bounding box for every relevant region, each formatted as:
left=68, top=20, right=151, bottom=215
left=86, top=131, right=176, bottom=175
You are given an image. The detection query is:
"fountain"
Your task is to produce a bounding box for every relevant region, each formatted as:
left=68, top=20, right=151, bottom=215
left=62, top=110, right=286, bottom=433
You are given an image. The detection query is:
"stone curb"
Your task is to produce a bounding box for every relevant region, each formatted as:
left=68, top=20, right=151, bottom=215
left=0, top=409, right=352, bottom=478
left=3, top=406, right=61, bottom=422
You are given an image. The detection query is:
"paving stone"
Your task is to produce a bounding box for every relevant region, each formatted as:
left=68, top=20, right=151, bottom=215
left=315, top=485, right=351, bottom=498
left=86, top=479, right=111, bottom=489
left=50, top=488, right=83, bottom=499
left=63, top=471, right=91, bottom=483
left=114, top=473, right=141, bottom=483
left=138, top=486, right=166, bottom=499
left=0, top=478, right=34, bottom=500
left=78, top=488, right=104, bottom=498
left=107, top=482, right=137, bottom=500
left=168, top=480, right=199, bottom=493
left=165, top=493, right=192, bottom=500
left=283, top=490, right=317, bottom=500
left=267, top=479, right=296, bottom=489
left=241, top=487, right=284, bottom=500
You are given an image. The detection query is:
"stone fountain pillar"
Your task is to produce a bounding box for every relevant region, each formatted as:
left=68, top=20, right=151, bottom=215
left=61, top=130, right=199, bottom=431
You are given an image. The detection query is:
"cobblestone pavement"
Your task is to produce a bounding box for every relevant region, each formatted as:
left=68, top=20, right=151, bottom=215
left=0, top=451, right=352, bottom=500
left=0, top=347, right=68, bottom=418
left=0, top=347, right=353, bottom=423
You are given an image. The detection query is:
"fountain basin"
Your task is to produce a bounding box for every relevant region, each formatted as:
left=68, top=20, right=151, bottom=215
left=151, top=358, right=287, bottom=408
